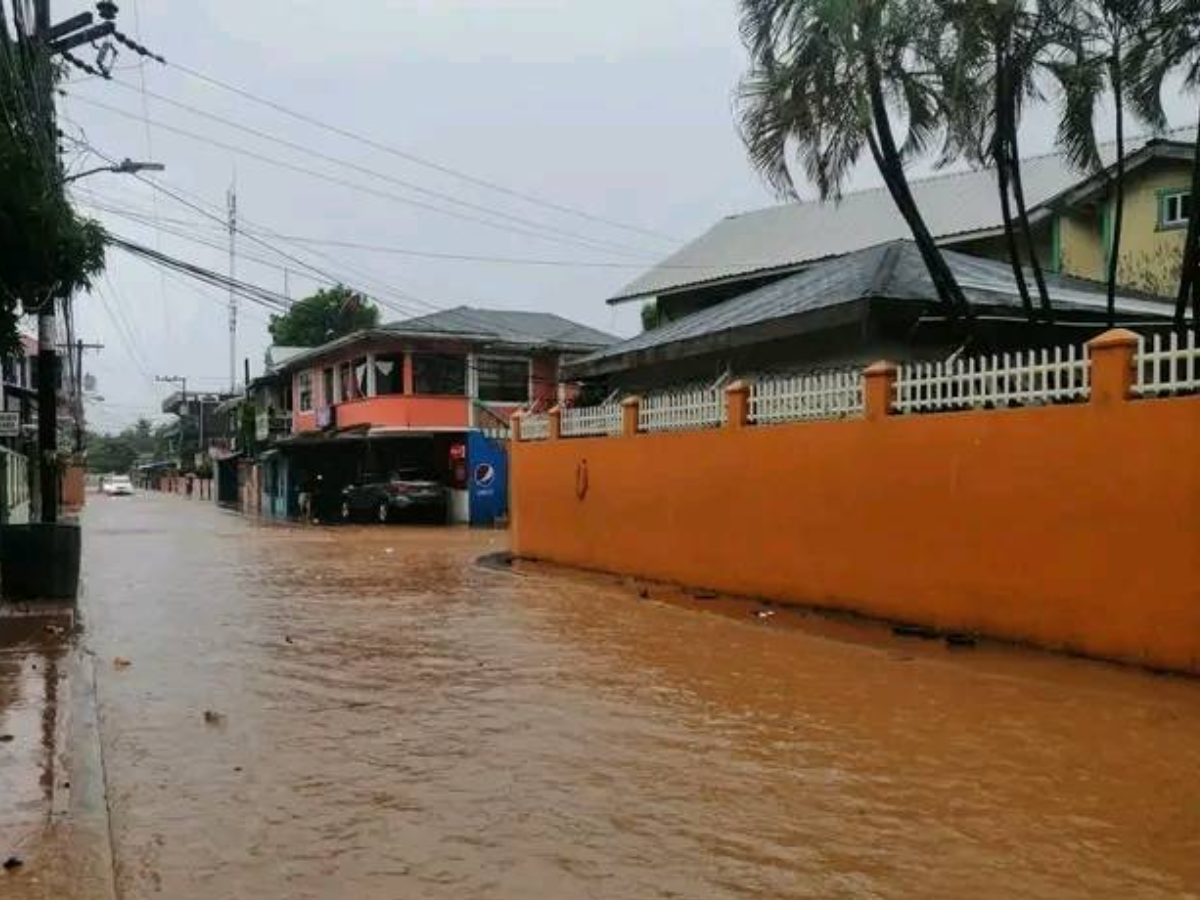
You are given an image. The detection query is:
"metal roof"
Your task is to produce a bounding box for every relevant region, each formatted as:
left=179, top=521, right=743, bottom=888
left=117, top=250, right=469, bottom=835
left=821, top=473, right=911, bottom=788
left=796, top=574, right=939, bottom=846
left=611, top=128, right=1197, bottom=304
left=572, top=240, right=1176, bottom=376
left=383, top=306, right=617, bottom=350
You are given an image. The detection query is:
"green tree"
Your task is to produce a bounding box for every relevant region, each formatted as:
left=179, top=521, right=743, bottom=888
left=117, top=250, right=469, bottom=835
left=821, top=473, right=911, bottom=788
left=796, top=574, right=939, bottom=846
left=267, top=285, right=379, bottom=347
left=0, top=16, right=106, bottom=355
left=737, top=0, right=974, bottom=328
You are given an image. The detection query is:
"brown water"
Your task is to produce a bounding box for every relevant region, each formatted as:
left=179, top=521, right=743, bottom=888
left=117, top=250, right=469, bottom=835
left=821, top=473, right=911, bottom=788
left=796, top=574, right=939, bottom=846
left=4, top=492, right=1200, bottom=899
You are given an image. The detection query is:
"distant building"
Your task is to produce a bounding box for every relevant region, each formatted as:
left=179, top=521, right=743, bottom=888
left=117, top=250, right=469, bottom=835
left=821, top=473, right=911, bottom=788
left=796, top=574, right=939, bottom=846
left=260, top=306, right=615, bottom=525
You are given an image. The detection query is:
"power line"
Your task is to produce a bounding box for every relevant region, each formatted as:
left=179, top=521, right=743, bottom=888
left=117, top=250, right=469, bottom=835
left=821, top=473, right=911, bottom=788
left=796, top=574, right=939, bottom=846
left=66, top=91, right=656, bottom=258
left=166, top=58, right=680, bottom=246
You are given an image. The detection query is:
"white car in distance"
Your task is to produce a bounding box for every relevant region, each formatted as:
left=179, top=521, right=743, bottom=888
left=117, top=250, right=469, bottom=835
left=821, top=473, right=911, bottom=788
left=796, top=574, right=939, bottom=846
left=103, top=475, right=135, bottom=496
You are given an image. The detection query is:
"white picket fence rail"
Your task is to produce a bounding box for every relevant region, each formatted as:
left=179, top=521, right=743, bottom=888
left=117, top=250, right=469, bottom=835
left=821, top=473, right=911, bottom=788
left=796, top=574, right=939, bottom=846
left=894, top=345, right=1090, bottom=413
left=519, top=412, right=551, bottom=441
left=749, top=371, right=864, bottom=424
left=639, top=386, right=726, bottom=432
left=560, top=403, right=623, bottom=438
left=1134, top=331, right=1200, bottom=396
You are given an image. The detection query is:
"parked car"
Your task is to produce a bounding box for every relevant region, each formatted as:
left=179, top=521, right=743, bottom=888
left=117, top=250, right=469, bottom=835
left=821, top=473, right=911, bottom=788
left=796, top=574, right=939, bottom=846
left=340, top=472, right=447, bottom=524
left=103, top=475, right=135, bottom=496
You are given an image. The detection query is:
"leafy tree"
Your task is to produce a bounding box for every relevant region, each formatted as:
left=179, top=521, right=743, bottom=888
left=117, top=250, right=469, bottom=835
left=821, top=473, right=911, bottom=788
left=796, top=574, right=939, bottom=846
left=0, top=20, right=107, bottom=355
left=85, top=418, right=158, bottom=473
left=267, top=285, right=379, bottom=347
left=737, top=0, right=974, bottom=329
left=641, top=301, right=662, bottom=331
left=1127, top=0, right=1200, bottom=331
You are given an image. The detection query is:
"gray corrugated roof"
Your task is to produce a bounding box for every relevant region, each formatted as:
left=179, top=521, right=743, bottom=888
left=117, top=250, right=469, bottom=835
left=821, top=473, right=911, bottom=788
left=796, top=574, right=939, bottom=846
left=611, top=128, right=1197, bottom=304
left=573, top=240, right=1174, bottom=374
left=384, top=306, right=618, bottom=350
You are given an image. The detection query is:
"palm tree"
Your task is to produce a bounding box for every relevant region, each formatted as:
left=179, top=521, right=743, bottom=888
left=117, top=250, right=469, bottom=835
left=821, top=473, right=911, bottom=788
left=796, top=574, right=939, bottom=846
left=937, top=0, right=1060, bottom=324
left=736, top=0, right=974, bottom=328
left=1047, top=0, right=1148, bottom=327
left=1127, top=0, right=1200, bottom=331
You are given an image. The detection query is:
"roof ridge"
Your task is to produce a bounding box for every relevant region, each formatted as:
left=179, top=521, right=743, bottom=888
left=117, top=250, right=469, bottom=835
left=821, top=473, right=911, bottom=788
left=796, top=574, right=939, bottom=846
left=724, top=122, right=1198, bottom=222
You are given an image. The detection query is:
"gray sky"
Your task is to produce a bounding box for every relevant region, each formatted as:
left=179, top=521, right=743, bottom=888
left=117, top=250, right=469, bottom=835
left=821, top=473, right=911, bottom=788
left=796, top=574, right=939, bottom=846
left=53, top=1, right=1192, bottom=431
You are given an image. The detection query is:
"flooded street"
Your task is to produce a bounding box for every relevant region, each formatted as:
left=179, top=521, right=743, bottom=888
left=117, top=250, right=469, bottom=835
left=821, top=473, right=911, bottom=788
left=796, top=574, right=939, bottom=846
left=3, top=492, right=1199, bottom=899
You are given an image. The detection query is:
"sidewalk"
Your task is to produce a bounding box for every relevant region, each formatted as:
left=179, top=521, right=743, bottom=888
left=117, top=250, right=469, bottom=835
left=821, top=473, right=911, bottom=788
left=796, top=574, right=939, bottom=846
left=0, top=606, right=115, bottom=900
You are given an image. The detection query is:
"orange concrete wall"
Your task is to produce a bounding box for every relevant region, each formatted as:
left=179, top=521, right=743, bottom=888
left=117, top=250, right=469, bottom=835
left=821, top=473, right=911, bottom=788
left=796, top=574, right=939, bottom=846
left=333, top=396, right=469, bottom=430
left=512, top=395, right=1200, bottom=674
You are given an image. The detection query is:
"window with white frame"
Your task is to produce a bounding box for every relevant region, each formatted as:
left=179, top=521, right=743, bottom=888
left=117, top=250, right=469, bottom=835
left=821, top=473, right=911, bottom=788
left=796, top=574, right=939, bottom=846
left=298, top=371, right=314, bottom=412
left=1159, top=189, right=1192, bottom=230
left=476, top=357, right=530, bottom=403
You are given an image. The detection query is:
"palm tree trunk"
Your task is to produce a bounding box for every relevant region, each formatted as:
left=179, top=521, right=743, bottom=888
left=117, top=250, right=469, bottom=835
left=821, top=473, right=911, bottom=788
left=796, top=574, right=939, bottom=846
left=1007, top=120, right=1054, bottom=323
left=994, top=44, right=1037, bottom=324
left=1106, top=51, right=1126, bottom=329
left=863, top=53, right=973, bottom=328
left=1175, top=108, right=1200, bottom=333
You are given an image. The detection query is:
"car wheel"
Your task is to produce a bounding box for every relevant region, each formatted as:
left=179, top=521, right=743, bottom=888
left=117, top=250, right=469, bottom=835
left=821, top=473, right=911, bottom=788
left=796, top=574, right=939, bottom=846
left=341, top=500, right=352, bottom=522
left=377, top=500, right=390, bottom=524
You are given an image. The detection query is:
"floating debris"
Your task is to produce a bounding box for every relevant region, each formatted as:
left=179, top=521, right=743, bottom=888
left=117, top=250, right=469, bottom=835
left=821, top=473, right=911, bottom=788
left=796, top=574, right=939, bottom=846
left=203, top=710, right=225, bottom=725
left=0, top=734, right=13, bottom=743
left=3, top=856, right=23, bottom=871
left=755, top=609, right=776, bottom=619
left=638, top=587, right=650, bottom=600
left=44, top=624, right=66, bottom=637
left=892, top=624, right=939, bottom=640
left=691, top=589, right=718, bottom=601
left=945, top=632, right=978, bottom=649
left=113, top=657, right=132, bottom=669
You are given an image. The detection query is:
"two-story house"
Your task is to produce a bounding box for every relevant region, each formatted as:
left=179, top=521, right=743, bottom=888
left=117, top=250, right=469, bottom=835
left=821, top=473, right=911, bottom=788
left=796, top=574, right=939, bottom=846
left=273, top=306, right=615, bottom=524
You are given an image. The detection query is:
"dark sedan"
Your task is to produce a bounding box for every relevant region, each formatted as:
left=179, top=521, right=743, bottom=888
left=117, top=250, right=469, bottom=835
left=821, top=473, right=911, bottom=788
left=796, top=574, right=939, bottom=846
left=340, top=472, right=448, bottom=524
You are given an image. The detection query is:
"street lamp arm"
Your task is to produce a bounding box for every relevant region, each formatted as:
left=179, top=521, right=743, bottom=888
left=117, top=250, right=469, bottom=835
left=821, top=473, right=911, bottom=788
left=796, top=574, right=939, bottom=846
left=63, top=159, right=166, bottom=184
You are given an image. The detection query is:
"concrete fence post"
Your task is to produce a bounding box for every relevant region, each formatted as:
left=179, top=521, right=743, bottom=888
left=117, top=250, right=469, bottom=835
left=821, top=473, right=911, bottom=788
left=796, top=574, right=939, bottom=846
left=1087, top=328, right=1139, bottom=405
left=620, top=396, right=641, bottom=437
left=863, top=361, right=897, bottom=421
left=725, top=381, right=751, bottom=429
left=510, top=411, right=524, bottom=443
left=548, top=406, right=562, bottom=441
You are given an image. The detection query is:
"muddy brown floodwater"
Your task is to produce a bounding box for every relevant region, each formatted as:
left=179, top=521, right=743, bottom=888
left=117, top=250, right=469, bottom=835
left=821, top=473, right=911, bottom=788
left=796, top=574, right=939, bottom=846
left=4, top=492, right=1199, bottom=899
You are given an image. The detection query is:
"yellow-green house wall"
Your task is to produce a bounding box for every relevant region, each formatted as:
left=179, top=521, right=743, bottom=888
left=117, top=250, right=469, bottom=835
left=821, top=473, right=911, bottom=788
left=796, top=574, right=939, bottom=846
left=1057, top=160, right=1191, bottom=295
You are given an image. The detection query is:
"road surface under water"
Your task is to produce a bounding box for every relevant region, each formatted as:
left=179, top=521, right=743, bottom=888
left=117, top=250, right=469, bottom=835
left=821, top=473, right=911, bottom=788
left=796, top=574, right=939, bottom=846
left=5, top=492, right=1200, bottom=899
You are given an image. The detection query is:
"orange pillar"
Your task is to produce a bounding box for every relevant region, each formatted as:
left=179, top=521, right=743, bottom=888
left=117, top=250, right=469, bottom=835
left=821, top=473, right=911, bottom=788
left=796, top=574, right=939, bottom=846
left=548, top=406, right=562, bottom=440
left=1088, top=328, right=1138, bottom=405
left=510, top=411, right=524, bottom=442
left=864, top=361, right=897, bottom=421
left=725, top=381, right=750, bottom=430
left=621, top=396, right=641, bottom=437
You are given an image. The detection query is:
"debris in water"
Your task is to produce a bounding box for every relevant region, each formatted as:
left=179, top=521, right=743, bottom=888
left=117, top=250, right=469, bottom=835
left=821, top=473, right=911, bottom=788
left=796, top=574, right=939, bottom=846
left=203, top=710, right=225, bottom=725
left=3, top=856, right=23, bottom=871
left=44, top=624, right=65, bottom=636
left=113, top=657, right=132, bottom=669
left=284, top=635, right=294, bottom=644
left=638, top=587, right=650, bottom=599
left=755, top=609, right=776, bottom=619
left=384, top=548, right=394, bottom=555
left=691, top=589, right=718, bottom=601
left=892, top=624, right=939, bottom=640
left=0, top=734, right=12, bottom=743
left=945, top=632, right=978, bottom=649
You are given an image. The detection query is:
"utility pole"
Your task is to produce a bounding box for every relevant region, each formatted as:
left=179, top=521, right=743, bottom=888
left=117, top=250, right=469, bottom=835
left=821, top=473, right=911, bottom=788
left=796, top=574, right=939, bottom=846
left=33, top=0, right=58, bottom=524
left=61, top=340, right=103, bottom=453
left=227, top=180, right=238, bottom=393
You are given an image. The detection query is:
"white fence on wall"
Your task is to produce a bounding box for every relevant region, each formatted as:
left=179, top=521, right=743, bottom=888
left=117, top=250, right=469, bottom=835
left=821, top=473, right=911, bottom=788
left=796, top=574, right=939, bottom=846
left=1134, top=332, right=1200, bottom=397
left=750, top=371, right=864, bottom=424
left=894, top=346, right=1091, bottom=413
left=639, top=386, right=726, bottom=433
left=560, top=403, right=622, bottom=438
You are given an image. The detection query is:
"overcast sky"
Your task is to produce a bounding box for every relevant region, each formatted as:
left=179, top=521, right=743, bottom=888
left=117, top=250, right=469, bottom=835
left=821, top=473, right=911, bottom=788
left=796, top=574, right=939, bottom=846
left=50, top=0, right=1192, bottom=431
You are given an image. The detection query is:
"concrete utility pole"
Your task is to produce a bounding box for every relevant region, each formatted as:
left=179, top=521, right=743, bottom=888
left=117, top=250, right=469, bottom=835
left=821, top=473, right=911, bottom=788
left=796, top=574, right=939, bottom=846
left=33, top=0, right=58, bottom=524
left=227, top=180, right=238, bottom=393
